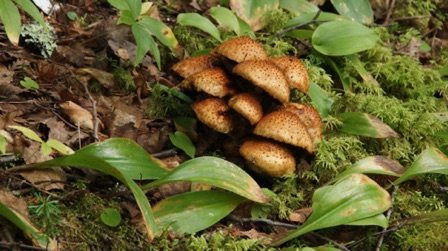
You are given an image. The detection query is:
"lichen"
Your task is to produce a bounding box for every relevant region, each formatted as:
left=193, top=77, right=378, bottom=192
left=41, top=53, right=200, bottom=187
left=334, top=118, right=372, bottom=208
left=21, top=22, right=57, bottom=58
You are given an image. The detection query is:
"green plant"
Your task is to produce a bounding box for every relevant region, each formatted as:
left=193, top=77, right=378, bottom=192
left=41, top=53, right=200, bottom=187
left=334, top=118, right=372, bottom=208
left=107, top=0, right=180, bottom=68
left=28, top=193, right=62, bottom=236
left=20, top=77, right=39, bottom=90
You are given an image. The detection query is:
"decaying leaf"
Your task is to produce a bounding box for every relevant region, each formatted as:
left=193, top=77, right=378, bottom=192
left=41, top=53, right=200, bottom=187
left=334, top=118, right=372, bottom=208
left=59, top=101, right=94, bottom=130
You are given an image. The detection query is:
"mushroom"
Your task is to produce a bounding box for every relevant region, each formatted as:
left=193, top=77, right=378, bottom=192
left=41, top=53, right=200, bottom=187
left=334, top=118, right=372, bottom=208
left=181, top=67, right=235, bottom=98
left=253, top=110, right=313, bottom=153
left=232, top=60, right=290, bottom=104
left=228, top=93, right=263, bottom=125
left=240, top=139, right=296, bottom=177
left=171, top=55, right=220, bottom=79
left=269, top=56, right=309, bottom=94
left=283, top=103, right=323, bottom=146
left=211, top=36, right=267, bottom=63
left=192, top=97, right=233, bottom=133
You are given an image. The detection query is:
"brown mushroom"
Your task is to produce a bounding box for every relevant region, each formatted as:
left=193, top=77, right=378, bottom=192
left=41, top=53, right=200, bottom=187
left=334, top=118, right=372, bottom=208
left=228, top=93, right=263, bottom=125
left=283, top=103, right=323, bottom=146
left=171, top=55, right=220, bottom=79
left=253, top=110, right=313, bottom=153
left=211, top=36, right=267, bottom=63
left=181, top=67, right=235, bottom=98
left=192, top=97, right=233, bottom=133
left=240, top=139, right=296, bottom=177
left=269, top=56, right=309, bottom=94
left=233, top=60, right=290, bottom=104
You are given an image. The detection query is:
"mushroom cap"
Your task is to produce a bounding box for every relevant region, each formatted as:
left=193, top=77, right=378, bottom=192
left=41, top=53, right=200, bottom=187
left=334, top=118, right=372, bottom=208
left=211, top=36, right=267, bottom=63
left=192, top=98, right=233, bottom=133
left=181, top=67, right=236, bottom=98
left=283, top=103, right=323, bottom=145
left=228, top=93, right=263, bottom=125
left=254, top=110, right=313, bottom=153
left=171, top=55, right=220, bottom=79
left=233, top=60, right=290, bottom=104
left=240, top=139, right=296, bottom=177
left=269, top=56, right=309, bottom=94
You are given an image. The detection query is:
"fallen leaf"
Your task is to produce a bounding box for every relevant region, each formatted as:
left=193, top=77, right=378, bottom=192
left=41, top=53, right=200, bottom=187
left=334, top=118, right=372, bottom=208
left=289, top=207, right=313, bottom=223
left=59, top=101, right=94, bottom=130
left=0, top=189, right=29, bottom=217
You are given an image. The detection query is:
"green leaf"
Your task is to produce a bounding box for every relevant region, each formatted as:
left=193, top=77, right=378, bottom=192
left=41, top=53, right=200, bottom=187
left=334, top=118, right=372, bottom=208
left=229, top=0, right=278, bottom=31
left=40, top=142, right=52, bottom=156
left=393, top=147, right=448, bottom=185
left=272, top=174, right=391, bottom=246
left=8, top=125, right=43, bottom=143
left=335, top=112, right=398, bottom=138
left=330, top=0, right=373, bottom=24
left=66, top=11, right=78, bottom=20
left=284, top=29, right=314, bottom=40
left=132, top=22, right=161, bottom=68
left=107, top=0, right=128, bottom=10
left=46, top=139, right=75, bottom=155
left=138, top=18, right=178, bottom=48
left=0, top=134, right=6, bottom=154
left=307, top=82, right=334, bottom=118
left=173, top=116, right=196, bottom=133
left=280, top=0, right=319, bottom=15
left=100, top=208, right=122, bottom=227
left=321, top=55, right=351, bottom=91
left=177, top=13, right=222, bottom=42
left=286, top=11, right=345, bottom=28
left=117, top=10, right=136, bottom=25
left=345, top=54, right=380, bottom=87
left=346, top=213, right=388, bottom=228
left=20, top=77, right=39, bottom=90
left=169, top=131, right=195, bottom=159
left=153, top=190, right=246, bottom=234
left=14, top=0, right=47, bottom=30
left=312, top=20, right=378, bottom=56
left=0, top=191, right=57, bottom=249
left=73, top=138, right=169, bottom=180
left=7, top=154, right=156, bottom=242
left=0, top=0, right=21, bottom=45
left=328, top=155, right=406, bottom=184
left=142, top=156, right=269, bottom=203
left=210, top=6, right=241, bottom=35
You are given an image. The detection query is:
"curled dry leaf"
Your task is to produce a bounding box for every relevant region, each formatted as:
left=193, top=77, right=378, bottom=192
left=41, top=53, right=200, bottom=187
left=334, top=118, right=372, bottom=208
left=233, top=60, right=290, bottom=104
left=59, top=101, right=94, bottom=130
left=269, top=56, right=309, bottom=94
left=181, top=67, right=235, bottom=98
left=228, top=93, right=263, bottom=125
left=211, top=36, right=267, bottom=63
left=192, top=98, right=233, bottom=134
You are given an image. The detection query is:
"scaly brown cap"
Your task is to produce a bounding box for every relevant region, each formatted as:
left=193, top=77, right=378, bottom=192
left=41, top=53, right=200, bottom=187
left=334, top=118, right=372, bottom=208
left=181, top=67, right=235, bottom=98
left=269, top=56, right=309, bottom=94
left=283, top=103, right=323, bottom=145
left=240, top=139, right=296, bottom=177
left=254, top=110, right=313, bottom=153
left=228, top=93, right=263, bottom=125
left=211, top=36, right=267, bottom=63
left=233, top=60, right=290, bottom=104
left=192, top=98, right=233, bottom=133
left=171, top=55, right=220, bottom=79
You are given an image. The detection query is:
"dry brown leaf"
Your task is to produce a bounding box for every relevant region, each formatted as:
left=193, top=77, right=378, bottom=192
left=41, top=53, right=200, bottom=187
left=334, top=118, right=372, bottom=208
left=76, top=67, right=116, bottom=90
left=59, top=101, right=94, bottom=130
left=43, top=117, right=73, bottom=143
left=0, top=189, right=29, bottom=217
left=289, top=207, right=313, bottom=224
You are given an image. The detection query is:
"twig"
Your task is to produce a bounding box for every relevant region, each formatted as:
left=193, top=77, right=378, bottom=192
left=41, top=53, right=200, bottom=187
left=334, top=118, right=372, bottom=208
left=151, top=148, right=177, bottom=158
left=275, top=10, right=328, bottom=38
left=383, top=0, right=396, bottom=25
left=347, top=222, right=406, bottom=248
left=0, top=241, right=51, bottom=251
left=374, top=184, right=398, bottom=251
left=310, top=232, right=350, bottom=251
left=390, top=16, right=430, bottom=22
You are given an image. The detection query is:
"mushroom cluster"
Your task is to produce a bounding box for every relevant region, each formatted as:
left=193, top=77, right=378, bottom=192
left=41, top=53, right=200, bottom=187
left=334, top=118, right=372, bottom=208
left=171, top=36, right=322, bottom=177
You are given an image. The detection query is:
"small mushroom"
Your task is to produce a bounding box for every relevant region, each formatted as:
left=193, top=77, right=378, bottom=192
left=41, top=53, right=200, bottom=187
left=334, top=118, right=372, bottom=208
left=269, top=56, right=309, bottom=94
left=233, top=60, right=290, bottom=104
left=283, top=103, right=323, bottom=145
left=228, top=93, right=263, bottom=125
left=253, top=110, right=313, bottom=153
left=211, top=36, right=267, bottom=63
left=171, top=55, right=220, bottom=79
left=192, top=97, right=233, bottom=133
left=181, top=67, right=235, bottom=98
left=240, top=139, right=296, bottom=177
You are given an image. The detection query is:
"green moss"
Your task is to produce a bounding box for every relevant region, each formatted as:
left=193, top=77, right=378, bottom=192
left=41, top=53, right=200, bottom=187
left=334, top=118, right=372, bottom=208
left=146, top=83, right=193, bottom=118
left=270, top=175, right=307, bottom=219
left=173, top=25, right=220, bottom=55
left=261, top=9, right=291, bottom=34
left=113, top=67, right=136, bottom=94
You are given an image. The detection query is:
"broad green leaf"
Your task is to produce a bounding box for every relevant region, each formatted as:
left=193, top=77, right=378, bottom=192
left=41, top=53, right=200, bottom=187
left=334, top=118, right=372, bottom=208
left=308, top=82, right=333, bottom=118
left=8, top=125, right=43, bottom=143
left=14, top=0, right=47, bottom=30
left=153, top=190, right=246, bottom=234
left=177, top=13, right=222, bottom=42
left=117, top=10, right=136, bottom=25
left=142, top=156, right=270, bottom=203
left=173, top=116, right=196, bottom=133
left=132, top=22, right=161, bottom=68
left=321, top=55, right=351, bottom=91
left=100, top=208, right=122, bottom=227
left=279, top=0, right=319, bottom=15
left=345, top=54, right=380, bottom=87
left=236, top=16, right=255, bottom=36
left=46, top=139, right=75, bottom=155
left=107, top=0, right=128, bottom=10
left=20, top=77, right=39, bottom=89
left=123, top=0, right=141, bottom=21
left=330, top=0, right=373, bottom=24
left=284, top=29, right=314, bottom=40
left=328, top=155, right=406, bottom=184
left=138, top=18, right=178, bottom=48
left=286, top=11, right=345, bottom=28
left=229, top=0, right=278, bottom=31
left=434, top=131, right=448, bottom=139
left=312, top=20, right=378, bottom=56
left=73, top=138, right=169, bottom=180
left=394, top=147, right=448, bottom=185
left=0, top=0, right=21, bottom=45
left=7, top=154, right=156, bottom=242
left=272, top=174, right=391, bottom=246
left=0, top=134, right=6, bottom=154
left=169, top=131, right=195, bottom=159
left=345, top=213, right=388, bottom=228
left=399, top=208, right=448, bottom=225
left=335, top=112, right=398, bottom=138
left=40, top=142, right=52, bottom=156
left=0, top=191, right=57, bottom=249
left=210, top=6, right=241, bottom=35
